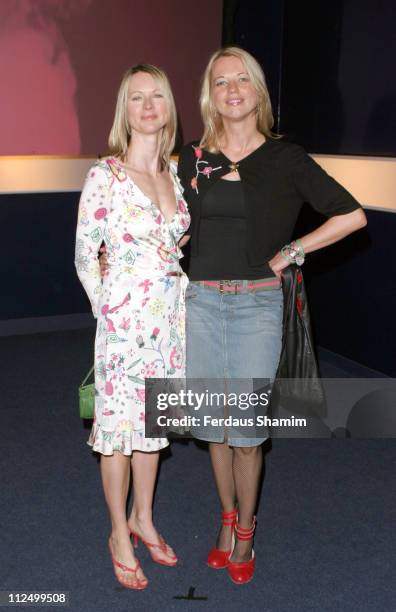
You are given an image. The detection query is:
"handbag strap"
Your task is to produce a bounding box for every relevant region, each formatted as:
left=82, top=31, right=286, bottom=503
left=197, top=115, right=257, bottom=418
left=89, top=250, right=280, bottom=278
left=80, top=365, right=95, bottom=387
left=281, top=264, right=297, bottom=326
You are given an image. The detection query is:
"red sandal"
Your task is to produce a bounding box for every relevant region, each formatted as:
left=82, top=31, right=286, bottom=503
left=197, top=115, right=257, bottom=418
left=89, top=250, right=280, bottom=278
left=108, top=539, right=148, bottom=590
left=131, top=531, right=178, bottom=567
left=227, top=517, right=256, bottom=585
left=207, top=509, right=237, bottom=569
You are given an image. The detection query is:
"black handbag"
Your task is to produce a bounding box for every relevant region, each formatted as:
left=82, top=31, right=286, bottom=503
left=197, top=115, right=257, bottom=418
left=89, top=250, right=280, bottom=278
left=271, top=265, right=327, bottom=418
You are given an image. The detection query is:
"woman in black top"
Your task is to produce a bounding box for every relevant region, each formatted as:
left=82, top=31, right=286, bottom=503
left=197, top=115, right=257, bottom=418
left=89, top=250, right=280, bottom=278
left=177, top=46, right=366, bottom=585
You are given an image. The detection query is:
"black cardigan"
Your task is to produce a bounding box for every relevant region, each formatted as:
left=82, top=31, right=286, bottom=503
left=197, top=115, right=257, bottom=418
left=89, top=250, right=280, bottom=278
left=177, top=139, right=362, bottom=266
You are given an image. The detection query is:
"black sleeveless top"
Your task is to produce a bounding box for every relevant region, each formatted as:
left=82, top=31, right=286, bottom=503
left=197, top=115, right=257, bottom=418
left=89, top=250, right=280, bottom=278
left=187, top=179, right=275, bottom=281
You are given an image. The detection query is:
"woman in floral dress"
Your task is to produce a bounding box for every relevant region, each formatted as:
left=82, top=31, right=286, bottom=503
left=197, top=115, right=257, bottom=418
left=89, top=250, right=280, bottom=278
left=75, top=65, right=190, bottom=589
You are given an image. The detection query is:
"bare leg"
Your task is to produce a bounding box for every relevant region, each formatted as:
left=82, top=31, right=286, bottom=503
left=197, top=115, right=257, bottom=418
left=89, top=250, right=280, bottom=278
left=230, top=445, right=262, bottom=562
left=101, top=452, right=147, bottom=586
left=128, top=450, right=176, bottom=563
left=209, top=441, right=237, bottom=550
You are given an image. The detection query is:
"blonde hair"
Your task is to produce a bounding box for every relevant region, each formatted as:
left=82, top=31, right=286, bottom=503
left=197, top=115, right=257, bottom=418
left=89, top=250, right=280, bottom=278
left=200, top=47, right=278, bottom=152
left=108, top=64, right=177, bottom=169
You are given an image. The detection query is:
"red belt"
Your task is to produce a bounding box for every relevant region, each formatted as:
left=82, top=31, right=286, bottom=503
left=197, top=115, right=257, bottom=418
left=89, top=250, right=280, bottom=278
left=190, top=278, right=281, bottom=294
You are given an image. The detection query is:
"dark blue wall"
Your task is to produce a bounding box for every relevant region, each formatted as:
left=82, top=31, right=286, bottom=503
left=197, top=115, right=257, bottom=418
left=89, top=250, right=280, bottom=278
left=3, top=192, right=90, bottom=319
left=220, top=0, right=396, bottom=375
left=225, top=0, right=396, bottom=155
left=224, top=0, right=284, bottom=131
left=279, top=0, right=396, bottom=155
left=297, top=207, right=396, bottom=377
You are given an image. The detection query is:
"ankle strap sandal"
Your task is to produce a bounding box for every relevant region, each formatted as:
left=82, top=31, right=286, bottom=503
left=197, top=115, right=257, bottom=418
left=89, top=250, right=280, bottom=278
left=227, top=517, right=256, bottom=585
left=207, top=508, right=237, bottom=569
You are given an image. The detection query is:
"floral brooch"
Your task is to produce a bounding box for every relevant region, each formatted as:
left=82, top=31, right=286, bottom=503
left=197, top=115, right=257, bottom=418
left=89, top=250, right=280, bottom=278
left=106, top=157, right=128, bottom=182
left=190, top=146, right=222, bottom=194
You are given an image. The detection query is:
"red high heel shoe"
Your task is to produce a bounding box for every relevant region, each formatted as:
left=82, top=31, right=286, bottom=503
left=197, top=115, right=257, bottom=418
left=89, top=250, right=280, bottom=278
left=108, top=539, right=148, bottom=590
left=207, top=509, right=237, bottom=569
left=131, top=531, right=178, bottom=567
left=227, top=517, right=256, bottom=585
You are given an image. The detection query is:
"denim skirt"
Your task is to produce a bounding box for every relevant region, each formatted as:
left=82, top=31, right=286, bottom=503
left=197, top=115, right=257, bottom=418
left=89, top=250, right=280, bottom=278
left=185, top=281, right=283, bottom=447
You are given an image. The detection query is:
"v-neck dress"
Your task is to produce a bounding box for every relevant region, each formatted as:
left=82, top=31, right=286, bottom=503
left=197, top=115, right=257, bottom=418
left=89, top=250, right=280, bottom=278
left=75, top=157, right=190, bottom=454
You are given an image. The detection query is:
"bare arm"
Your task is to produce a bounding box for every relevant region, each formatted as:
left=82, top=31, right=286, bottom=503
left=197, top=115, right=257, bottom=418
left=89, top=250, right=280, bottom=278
left=75, top=165, right=109, bottom=315
left=269, top=208, right=367, bottom=275
left=178, top=234, right=191, bottom=248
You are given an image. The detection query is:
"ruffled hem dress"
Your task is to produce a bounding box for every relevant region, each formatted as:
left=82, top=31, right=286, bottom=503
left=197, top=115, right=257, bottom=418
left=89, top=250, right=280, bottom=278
left=75, top=157, right=190, bottom=454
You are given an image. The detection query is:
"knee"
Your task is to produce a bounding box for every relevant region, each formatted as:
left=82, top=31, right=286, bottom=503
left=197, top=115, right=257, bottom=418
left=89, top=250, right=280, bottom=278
left=233, top=445, right=261, bottom=458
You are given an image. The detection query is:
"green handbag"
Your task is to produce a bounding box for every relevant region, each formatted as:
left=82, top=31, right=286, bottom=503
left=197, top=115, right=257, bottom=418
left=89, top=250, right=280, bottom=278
left=79, top=365, right=95, bottom=419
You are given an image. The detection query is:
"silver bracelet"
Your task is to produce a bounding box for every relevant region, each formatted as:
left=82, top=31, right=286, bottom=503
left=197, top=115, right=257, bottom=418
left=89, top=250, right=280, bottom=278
left=280, top=239, right=305, bottom=265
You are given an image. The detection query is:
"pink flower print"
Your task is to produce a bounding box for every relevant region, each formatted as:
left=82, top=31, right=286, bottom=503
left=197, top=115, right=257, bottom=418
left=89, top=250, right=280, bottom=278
left=139, top=279, right=153, bottom=294
left=105, top=381, right=114, bottom=396
left=139, top=411, right=145, bottom=422
left=203, top=166, right=213, bottom=176
left=181, top=216, right=190, bottom=229
left=94, top=207, right=107, bottom=220
left=123, top=233, right=133, bottom=242
left=155, top=214, right=162, bottom=225
left=106, top=317, right=116, bottom=332
left=136, top=388, right=145, bottom=403
left=177, top=199, right=187, bottom=213
left=170, top=347, right=182, bottom=370
left=143, top=361, right=157, bottom=377
left=101, top=304, right=109, bottom=316
left=107, top=158, right=128, bottom=182
left=108, top=293, right=131, bottom=313
left=141, top=297, right=150, bottom=308
left=194, top=146, right=203, bottom=159
left=119, top=317, right=131, bottom=331
left=151, top=327, right=160, bottom=340
left=157, top=243, right=174, bottom=263
left=102, top=409, right=115, bottom=416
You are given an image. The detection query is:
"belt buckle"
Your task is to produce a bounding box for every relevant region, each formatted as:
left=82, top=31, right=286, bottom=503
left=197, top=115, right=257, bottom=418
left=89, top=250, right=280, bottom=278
left=219, top=280, right=231, bottom=294
left=220, top=280, right=240, bottom=295
left=227, top=280, right=240, bottom=295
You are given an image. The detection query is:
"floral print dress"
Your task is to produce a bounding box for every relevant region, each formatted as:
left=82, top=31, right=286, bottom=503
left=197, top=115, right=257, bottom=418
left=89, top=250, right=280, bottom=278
left=75, top=157, right=190, bottom=454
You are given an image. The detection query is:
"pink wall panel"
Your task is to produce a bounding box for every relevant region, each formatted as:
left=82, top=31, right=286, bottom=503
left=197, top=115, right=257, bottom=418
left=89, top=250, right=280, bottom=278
left=0, top=0, right=222, bottom=155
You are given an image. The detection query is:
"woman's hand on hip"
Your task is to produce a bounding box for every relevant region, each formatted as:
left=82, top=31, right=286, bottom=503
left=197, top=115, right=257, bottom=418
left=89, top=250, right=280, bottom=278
left=178, top=234, right=190, bottom=248
left=268, top=252, right=290, bottom=278
left=98, top=245, right=109, bottom=277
